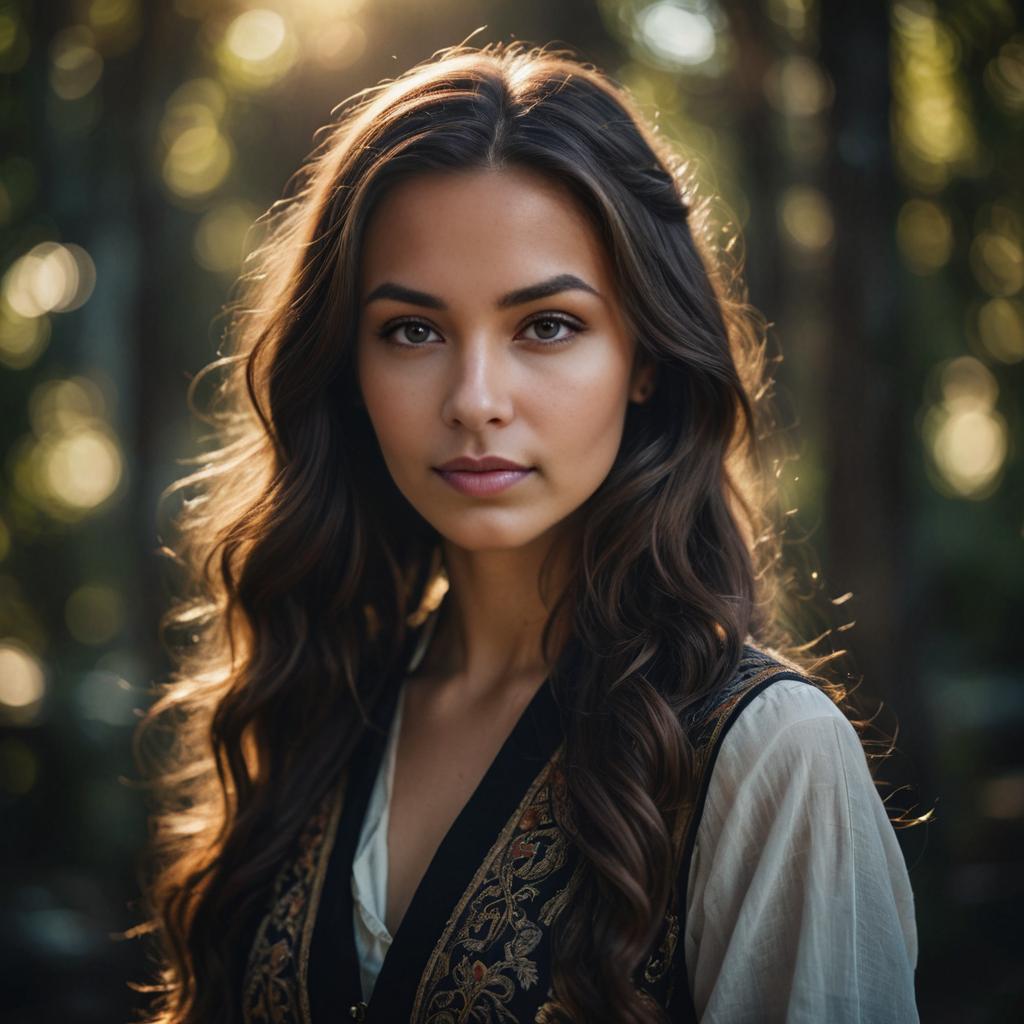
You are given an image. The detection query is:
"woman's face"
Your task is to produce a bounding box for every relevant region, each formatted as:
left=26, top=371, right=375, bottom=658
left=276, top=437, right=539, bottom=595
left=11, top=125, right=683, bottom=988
left=355, top=166, right=653, bottom=553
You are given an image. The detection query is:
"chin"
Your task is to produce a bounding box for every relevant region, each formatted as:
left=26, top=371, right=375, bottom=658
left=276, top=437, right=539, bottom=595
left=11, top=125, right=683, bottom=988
left=427, top=510, right=556, bottom=553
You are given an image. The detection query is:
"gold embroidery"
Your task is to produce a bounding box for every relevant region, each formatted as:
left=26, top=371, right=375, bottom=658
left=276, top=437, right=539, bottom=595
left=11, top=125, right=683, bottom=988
left=643, top=910, right=679, bottom=985
left=412, top=747, right=571, bottom=1021
left=241, top=776, right=347, bottom=1024
left=411, top=741, right=697, bottom=1020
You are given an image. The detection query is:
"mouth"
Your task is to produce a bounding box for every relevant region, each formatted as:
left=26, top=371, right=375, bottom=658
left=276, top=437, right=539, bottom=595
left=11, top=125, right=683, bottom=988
left=432, top=466, right=534, bottom=497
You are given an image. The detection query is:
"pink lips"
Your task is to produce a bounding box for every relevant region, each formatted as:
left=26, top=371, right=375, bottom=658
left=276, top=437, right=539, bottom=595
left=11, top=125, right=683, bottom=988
left=433, top=454, right=535, bottom=497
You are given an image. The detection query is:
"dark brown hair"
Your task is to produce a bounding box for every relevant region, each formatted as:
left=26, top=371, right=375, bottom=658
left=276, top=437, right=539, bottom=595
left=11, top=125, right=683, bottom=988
left=130, top=39, right=870, bottom=1024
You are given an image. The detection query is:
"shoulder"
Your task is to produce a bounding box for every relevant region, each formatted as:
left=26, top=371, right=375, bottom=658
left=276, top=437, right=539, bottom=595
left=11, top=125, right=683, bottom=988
left=706, top=674, right=869, bottom=814
left=681, top=675, right=921, bottom=1019
left=718, top=675, right=859, bottom=775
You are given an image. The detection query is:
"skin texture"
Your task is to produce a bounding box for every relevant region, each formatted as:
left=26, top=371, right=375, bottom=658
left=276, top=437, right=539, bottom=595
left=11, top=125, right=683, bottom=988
left=356, top=165, right=654, bottom=689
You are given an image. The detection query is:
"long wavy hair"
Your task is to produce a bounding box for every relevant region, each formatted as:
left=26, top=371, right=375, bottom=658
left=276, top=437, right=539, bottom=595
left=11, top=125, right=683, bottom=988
left=128, top=39, right=884, bottom=1024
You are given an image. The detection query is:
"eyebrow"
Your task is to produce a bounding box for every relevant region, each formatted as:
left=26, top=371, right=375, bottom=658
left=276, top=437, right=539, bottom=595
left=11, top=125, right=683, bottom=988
left=363, top=273, right=602, bottom=310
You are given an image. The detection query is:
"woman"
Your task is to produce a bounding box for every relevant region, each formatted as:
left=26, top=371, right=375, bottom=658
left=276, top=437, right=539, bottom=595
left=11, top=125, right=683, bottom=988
left=132, top=41, right=920, bottom=1024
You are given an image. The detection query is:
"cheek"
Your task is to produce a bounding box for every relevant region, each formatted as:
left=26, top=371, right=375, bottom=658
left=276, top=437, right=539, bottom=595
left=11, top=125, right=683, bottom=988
left=532, top=356, right=631, bottom=463
left=358, top=355, right=425, bottom=457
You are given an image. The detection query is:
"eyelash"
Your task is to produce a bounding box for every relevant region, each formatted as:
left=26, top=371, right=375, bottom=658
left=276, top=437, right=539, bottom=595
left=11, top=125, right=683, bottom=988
left=376, top=313, right=585, bottom=349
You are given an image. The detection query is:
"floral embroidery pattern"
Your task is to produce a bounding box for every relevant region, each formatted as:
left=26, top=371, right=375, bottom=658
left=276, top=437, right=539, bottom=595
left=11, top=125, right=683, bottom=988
left=414, top=753, right=576, bottom=1022
left=413, top=754, right=680, bottom=1022
left=241, top=780, right=346, bottom=1024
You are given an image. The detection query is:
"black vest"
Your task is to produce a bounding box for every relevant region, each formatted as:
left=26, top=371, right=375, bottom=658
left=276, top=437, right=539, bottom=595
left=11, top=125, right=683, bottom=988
left=239, top=635, right=815, bottom=1023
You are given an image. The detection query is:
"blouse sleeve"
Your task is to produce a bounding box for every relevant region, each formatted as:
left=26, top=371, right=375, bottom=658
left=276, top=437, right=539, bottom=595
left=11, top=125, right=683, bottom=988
left=683, top=679, right=919, bottom=1023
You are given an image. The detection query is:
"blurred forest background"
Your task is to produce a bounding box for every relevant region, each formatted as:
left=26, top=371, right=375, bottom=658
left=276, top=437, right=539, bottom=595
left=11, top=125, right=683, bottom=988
left=1, top=0, right=1021, bottom=1021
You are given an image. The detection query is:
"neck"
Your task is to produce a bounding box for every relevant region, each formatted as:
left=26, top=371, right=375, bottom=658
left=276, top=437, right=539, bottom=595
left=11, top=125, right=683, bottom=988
left=417, top=521, right=577, bottom=698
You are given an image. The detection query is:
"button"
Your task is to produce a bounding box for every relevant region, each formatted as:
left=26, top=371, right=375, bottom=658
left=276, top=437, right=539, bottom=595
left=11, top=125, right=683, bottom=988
left=348, top=1003, right=367, bottom=1021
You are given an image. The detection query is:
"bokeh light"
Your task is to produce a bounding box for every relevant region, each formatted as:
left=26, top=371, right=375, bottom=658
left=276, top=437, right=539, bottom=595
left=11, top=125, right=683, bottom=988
left=2, top=241, right=97, bottom=318
left=74, top=0, right=142, bottom=57
left=0, top=3, right=29, bottom=73
left=216, top=8, right=299, bottom=91
left=39, top=429, right=123, bottom=513
left=160, top=78, right=233, bottom=200
left=75, top=668, right=136, bottom=726
left=763, top=55, right=833, bottom=117
left=983, top=32, right=1024, bottom=115
left=12, top=377, right=124, bottom=520
left=891, top=0, right=979, bottom=190
left=308, top=19, right=367, bottom=70
left=970, top=229, right=1024, bottom=298
left=921, top=356, right=1008, bottom=498
left=0, top=641, right=47, bottom=726
left=0, top=302, right=51, bottom=370
left=193, top=199, right=259, bottom=274
left=162, top=123, right=233, bottom=200
left=764, top=0, right=814, bottom=42
left=638, top=2, right=718, bottom=68
left=29, top=376, right=109, bottom=434
left=49, top=25, right=104, bottom=101
left=897, top=198, right=954, bottom=274
left=778, top=185, right=834, bottom=252
left=976, top=297, right=1024, bottom=364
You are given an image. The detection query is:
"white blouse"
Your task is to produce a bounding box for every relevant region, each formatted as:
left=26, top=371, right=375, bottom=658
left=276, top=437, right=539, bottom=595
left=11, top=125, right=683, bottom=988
left=351, top=672, right=920, bottom=1020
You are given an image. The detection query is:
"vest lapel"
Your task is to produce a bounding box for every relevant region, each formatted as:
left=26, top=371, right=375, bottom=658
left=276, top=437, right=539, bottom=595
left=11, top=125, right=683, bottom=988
left=366, top=637, right=577, bottom=1020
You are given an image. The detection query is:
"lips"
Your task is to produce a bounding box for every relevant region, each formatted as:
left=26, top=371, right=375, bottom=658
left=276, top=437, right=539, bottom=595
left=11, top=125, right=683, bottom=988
left=432, top=460, right=536, bottom=499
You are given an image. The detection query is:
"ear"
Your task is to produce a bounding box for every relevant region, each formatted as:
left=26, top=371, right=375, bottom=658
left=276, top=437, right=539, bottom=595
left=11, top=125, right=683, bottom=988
left=629, top=349, right=657, bottom=405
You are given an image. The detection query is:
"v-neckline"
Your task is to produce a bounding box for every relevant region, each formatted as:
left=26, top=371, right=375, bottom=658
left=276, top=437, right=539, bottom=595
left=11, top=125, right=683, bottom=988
left=306, top=624, right=579, bottom=1022
left=369, top=663, right=562, bottom=1012
left=380, top=663, right=552, bottom=943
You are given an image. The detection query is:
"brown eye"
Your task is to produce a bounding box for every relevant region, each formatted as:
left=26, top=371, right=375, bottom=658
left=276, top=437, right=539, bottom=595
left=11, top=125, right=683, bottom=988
left=378, top=319, right=440, bottom=347
left=520, top=313, right=583, bottom=346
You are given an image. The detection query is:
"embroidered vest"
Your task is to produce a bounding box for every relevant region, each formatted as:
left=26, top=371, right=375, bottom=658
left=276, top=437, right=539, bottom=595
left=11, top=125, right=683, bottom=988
left=240, top=640, right=814, bottom=1023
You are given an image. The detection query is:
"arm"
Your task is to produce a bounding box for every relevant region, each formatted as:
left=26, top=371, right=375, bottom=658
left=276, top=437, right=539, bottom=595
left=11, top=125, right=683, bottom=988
left=683, top=681, right=919, bottom=1023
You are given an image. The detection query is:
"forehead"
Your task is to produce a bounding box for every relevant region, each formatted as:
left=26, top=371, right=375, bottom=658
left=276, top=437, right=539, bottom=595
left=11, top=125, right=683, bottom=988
left=358, top=166, right=614, bottom=299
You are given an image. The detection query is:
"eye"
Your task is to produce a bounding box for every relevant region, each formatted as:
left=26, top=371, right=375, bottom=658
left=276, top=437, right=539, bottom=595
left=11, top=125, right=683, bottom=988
left=378, top=318, right=442, bottom=347
left=519, top=313, right=583, bottom=346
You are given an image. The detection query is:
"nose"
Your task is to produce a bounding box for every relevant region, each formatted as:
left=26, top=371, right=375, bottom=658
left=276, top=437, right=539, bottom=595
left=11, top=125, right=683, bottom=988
left=440, top=336, right=515, bottom=430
